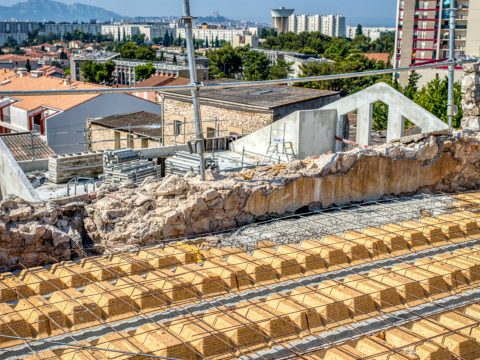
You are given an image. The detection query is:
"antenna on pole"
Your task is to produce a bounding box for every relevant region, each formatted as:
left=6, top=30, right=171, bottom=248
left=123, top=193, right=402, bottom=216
left=447, top=0, right=457, bottom=129
left=180, top=0, right=206, bottom=181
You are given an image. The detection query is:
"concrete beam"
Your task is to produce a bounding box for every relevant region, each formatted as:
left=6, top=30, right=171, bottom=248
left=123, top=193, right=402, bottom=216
left=137, top=144, right=190, bottom=159
left=356, top=103, right=373, bottom=146
left=387, top=105, right=405, bottom=142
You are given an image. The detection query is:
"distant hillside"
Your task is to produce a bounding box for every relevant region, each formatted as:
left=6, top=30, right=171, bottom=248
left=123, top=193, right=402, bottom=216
left=0, top=0, right=124, bottom=22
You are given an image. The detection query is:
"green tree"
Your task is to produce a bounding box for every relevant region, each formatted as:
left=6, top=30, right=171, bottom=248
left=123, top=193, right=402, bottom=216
left=214, top=36, right=220, bottom=48
left=369, top=31, right=395, bottom=53
left=131, top=33, right=146, bottom=45
left=205, top=38, right=209, bottom=48
left=403, top=71, right=421, bottom=100
left=269, top=59, right=293, bottom=80
left=355, top=24, right=363, bottom=37
left=135, top=63, right=156, bottom=81
left=81, top=60, right=115, bottom=84
left=259, top=28, right=278, bottom=38
left=172, top=54, right=177, bottom=64
left=59, top=50, right=68, bottom=60
left=414, top=76, right=463, bottom=128
left=25, top=59, right=31, bottom=72
left=206, top=44, right=242, bottom=78
left=241, top=50, right=271, bottom=81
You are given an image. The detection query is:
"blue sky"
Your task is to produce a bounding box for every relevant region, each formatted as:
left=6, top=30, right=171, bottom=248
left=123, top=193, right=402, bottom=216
left=7, top=0, right=398, bottom=26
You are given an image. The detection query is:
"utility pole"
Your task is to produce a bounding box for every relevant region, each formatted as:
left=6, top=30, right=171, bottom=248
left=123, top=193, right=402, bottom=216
left=181, top=0, right=206, bottom=181
left=447, top=0, right=457, bottom=129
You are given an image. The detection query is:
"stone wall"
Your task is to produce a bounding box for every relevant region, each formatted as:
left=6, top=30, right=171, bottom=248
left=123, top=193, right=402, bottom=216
left=87, top=123, right=162, bottom=152
left=162, top=98, right=274, bottom=145
left=462, top=62, right=480, bottom=130
left=84, top=131, right=480, bottom=253
left=3, top=131, right=480, bottom=268
left=0, top=197, right=86, bottom=271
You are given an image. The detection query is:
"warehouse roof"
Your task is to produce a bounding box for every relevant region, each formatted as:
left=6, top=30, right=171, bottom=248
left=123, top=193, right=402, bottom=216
left=160, top=83, right=339, bottom=109
left=89, top=111, right=163, bottom=139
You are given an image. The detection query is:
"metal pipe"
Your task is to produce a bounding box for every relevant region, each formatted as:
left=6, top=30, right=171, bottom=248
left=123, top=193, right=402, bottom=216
left=182, top=0, right=206, bottom=181
left=447, top=0, right=457, bottom=129
left=0, top=60, right=473, bottom=98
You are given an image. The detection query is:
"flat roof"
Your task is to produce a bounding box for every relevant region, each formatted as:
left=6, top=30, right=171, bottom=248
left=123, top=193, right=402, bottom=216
left=160, top=84, right=339, bottom=110
left=89, top=111, right=162, bottom=139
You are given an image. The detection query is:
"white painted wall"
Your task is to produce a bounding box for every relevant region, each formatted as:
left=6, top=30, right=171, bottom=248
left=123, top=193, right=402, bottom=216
left=46, top=94, right=161, bottom=154
left=231, top=109, right=337, bottom=159
left=9, top=106, right=29, bottom=131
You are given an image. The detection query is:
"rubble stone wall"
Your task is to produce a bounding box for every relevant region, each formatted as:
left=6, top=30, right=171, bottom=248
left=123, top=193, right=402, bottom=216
left=0, top=198, right=86, bottom=271
left=462, top=62, right=480, bottom=130
left=3, top=131, right=480, bottom=269
left=84, top=131, right=480, bottom=253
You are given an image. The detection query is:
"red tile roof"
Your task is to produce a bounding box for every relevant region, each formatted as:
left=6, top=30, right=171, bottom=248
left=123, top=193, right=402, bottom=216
left=364, top=53, right=391, bottom=64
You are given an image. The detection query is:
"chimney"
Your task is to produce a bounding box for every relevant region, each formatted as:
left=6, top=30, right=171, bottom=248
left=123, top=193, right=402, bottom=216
left=64, top=75, right=72, bottom=87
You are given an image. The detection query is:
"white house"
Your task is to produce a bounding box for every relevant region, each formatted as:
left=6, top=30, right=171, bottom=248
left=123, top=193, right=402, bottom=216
left=0, top=69, right=161, bottom=154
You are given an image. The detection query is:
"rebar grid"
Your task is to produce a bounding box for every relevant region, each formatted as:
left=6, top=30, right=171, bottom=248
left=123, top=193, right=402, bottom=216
left=2, top=191, right=480, bottom=355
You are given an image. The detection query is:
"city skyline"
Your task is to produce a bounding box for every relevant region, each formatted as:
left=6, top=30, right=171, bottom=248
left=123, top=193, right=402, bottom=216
left=1, top=0, right=398, bottom=26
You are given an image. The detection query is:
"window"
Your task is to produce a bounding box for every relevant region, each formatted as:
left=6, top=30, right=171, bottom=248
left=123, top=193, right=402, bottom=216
left=141, top=138, right=148, bottom=148
left=173, top=120, right=183, bottom=137
left=114, top=131, right=121, bottom=149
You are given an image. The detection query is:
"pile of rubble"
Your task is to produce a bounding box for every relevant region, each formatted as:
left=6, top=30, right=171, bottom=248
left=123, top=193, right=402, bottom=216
left=85, top=130, right=480, bottom=252
left=2, top=130, right=480, bottom=268
left=0, top=198, right=85, bottom=271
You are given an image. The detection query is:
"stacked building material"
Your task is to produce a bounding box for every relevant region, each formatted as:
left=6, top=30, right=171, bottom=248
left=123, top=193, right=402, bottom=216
left=164, top=151, right=215, bottom=176
left=48, top=151, right=104, bottom=184
left=103, top=149, right=161, bottom=185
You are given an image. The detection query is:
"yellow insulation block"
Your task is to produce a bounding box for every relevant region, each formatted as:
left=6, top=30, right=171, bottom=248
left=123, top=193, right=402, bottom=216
left=134, top=323, right=197, bottom=359
left=15, top=295, right=68, bottom=337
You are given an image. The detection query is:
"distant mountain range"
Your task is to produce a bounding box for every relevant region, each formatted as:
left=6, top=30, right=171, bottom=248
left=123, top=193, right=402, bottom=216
left=0, top=0, right=124, bottom=22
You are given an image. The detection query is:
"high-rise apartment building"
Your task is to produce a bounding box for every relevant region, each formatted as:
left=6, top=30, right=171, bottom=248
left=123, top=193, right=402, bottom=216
left=271, top=9, right=346, bottom=38
left=394, top=0, right=480, bottom=71
left=0, top=21, right=41, bottom=46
